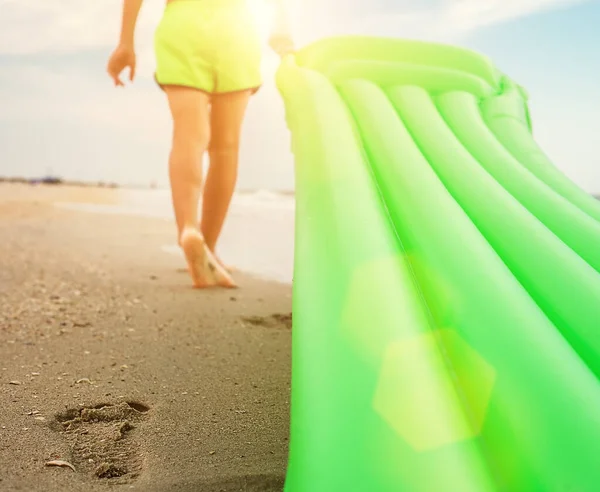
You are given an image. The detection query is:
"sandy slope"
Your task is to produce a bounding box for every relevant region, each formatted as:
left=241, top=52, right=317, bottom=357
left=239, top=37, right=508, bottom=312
left=0, top=183, right=292, bottom=491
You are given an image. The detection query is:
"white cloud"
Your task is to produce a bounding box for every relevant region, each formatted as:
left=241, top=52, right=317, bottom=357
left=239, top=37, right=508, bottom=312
left=0, top=0, right=590, bottom=56
left=440, top=0, right=590, bottom=33
left=0, top=0, right=163, bottom=55
left=329, top=0, right=590, bottom=43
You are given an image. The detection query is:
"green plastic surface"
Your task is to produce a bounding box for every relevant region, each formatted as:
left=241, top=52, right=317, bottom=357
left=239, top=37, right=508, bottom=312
left=276, top=36, right=600, bottom=491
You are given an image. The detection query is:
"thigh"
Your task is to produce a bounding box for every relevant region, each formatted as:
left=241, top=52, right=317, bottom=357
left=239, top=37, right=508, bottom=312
left=209, top=90, right=252, bottom=151
left=164, top=86, right=211, bottom=146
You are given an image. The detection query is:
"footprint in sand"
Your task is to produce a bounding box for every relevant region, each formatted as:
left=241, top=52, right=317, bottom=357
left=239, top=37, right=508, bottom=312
left=50, top=401, right=150, bottom=484
left=241, top=313, right=292, bottom=330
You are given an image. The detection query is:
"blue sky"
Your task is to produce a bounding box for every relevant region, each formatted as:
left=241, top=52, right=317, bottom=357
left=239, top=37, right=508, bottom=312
left=0, top=0, right=598, bottom=193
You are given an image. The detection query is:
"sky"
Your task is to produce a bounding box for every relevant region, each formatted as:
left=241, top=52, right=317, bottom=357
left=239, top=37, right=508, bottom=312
left=0, top=0, right=598, bottom=193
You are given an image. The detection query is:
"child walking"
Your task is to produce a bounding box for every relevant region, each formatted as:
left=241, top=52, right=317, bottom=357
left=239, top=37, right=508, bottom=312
left=107, top=0, right=294, bottom=288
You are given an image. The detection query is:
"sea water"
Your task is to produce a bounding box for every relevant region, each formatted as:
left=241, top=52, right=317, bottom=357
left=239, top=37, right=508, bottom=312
left=56, top=188, right=295, bottom=284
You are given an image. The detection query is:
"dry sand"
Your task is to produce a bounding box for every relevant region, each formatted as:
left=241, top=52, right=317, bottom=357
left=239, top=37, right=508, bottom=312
left=0, top=183, right=292, bottom=491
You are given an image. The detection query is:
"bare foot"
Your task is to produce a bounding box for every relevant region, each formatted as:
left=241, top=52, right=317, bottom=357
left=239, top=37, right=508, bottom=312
left=179, top=229, right=237, bottom=289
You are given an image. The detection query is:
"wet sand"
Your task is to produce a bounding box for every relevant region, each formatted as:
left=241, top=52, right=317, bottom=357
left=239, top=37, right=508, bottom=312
left=0, top=183, right=292, bottom=491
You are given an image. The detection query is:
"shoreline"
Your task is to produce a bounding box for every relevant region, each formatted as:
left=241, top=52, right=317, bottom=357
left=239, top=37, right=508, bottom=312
left=1, top=182, right=296, bottom=285
left=0, top=176, right=296, bottom=196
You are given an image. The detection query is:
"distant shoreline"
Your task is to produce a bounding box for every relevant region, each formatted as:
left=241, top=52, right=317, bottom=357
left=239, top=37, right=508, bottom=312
left=0, top=175, right=120, bottom=188
left=0, top=176, right=295, bottom=196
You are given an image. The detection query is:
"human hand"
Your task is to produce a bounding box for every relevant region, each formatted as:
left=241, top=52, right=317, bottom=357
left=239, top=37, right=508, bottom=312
left=106, top=44, right=136, bottom=87
left=268, top=33, right=295, bottom=58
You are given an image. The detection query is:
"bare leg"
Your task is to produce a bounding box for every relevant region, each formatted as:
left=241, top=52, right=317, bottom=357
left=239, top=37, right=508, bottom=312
left=164, top=85, right=236, bottom=288
left=200, top=90, right=252, bottom=269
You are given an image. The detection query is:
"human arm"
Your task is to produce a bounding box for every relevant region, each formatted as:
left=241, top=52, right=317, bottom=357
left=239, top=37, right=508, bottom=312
left=107, top=0, right=145, bottom=86
left=118, top=0, right=145, bottom=47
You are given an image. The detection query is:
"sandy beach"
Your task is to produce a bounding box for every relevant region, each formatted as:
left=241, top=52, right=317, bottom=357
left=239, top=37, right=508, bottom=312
left=0, top=183, right=292, bottom=491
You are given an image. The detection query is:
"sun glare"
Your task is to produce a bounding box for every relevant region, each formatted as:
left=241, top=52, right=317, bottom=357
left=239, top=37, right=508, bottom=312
left=247, top=0, right=275, bottom=41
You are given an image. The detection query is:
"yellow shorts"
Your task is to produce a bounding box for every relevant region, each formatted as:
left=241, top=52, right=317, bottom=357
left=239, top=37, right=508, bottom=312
left=154, top=0, right=263, bottom=95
